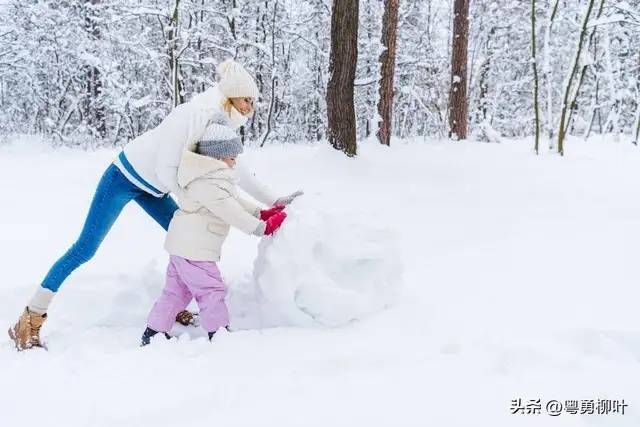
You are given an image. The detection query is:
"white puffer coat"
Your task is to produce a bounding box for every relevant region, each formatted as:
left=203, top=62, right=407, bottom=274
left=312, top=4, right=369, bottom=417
left=113, top=85, right=279, bottom=206
left=165, top=150, right=263, bottom=262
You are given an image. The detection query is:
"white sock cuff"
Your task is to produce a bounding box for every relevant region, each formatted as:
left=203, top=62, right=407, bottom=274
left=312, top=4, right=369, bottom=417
left=27, top=288, right=56, bottom=314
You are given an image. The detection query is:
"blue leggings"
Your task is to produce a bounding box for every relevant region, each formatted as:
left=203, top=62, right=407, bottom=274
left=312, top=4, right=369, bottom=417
left=41, top=164, right=179, bottom=291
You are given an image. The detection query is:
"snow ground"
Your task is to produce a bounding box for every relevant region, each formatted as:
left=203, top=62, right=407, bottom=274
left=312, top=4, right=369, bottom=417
left=2, top=135, right=640, bottom=426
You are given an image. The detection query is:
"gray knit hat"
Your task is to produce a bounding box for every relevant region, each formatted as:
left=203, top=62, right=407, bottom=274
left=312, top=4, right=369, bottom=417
left=197, top=136, right=243, bottom=159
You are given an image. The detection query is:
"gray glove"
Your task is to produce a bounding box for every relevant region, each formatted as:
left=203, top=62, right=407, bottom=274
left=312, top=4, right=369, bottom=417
left=253, top=222, right=266, bottom=236
left=274, top=190, right=304, bottom=206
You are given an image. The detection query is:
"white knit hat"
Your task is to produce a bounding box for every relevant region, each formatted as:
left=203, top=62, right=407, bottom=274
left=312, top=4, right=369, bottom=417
left=217, top=59, right=260, bottom=100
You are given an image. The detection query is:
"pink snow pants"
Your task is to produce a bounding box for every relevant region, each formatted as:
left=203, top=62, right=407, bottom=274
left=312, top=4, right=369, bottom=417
left=147, top=255, right=229, bottom=333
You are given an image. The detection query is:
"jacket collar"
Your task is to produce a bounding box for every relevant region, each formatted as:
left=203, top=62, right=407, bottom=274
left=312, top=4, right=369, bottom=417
left=177, top=150, right=237, bottom=188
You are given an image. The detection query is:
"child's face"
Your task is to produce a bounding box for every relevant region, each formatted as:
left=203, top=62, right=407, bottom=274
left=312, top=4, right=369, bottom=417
left=230, top=97, right=254, bottom=116
left=222, top=157, right=237, bottom=168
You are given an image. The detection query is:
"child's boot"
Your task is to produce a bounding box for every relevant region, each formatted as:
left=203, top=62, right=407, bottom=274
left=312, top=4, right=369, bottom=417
left=140, top=327, right=171, bottom=346
left=208, top=326, right=231, bottom=341
left=8, top=307, right=47, bottom=351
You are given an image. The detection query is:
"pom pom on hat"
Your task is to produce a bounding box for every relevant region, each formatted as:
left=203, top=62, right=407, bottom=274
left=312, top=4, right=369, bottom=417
left=217, top=59, right=260, bottom=100
left=216, top=59, right=236, bottom=77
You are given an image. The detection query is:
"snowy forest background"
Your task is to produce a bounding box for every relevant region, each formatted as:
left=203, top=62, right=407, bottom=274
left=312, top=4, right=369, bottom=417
left=0, top=0, right=639, bottom=149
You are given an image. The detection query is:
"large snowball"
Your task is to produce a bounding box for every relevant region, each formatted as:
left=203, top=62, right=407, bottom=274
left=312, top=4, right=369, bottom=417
left=252, top=202, right=402, bottom=328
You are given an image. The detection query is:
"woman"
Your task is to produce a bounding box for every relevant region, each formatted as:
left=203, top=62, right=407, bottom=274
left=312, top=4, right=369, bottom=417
left=8, top=59, right=301, bottom=350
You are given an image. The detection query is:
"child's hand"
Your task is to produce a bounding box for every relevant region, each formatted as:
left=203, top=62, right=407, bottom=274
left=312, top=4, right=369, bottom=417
left=260, top=205, right=286, bottom=221
left=264, top=211, right=287, bottom=235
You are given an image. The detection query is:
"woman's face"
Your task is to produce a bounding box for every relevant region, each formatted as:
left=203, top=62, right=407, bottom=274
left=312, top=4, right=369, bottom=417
left=230, top=97, right=254, bottom=116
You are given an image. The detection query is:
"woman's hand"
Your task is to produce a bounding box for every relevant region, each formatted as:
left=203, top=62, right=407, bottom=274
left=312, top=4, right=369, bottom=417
left=274, top=190, right=304, bottom=206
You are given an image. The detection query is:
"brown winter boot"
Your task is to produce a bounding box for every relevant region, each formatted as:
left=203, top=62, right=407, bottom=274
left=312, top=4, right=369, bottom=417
left=175, top=310, right=195, bottom=326
left=8, top=307, right=47, bottom=351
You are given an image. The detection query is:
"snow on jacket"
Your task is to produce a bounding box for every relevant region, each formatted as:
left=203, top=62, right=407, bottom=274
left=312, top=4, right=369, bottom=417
left=165, top=150, right=263, bottom=262
left=113, top=85, right=278, bottom=205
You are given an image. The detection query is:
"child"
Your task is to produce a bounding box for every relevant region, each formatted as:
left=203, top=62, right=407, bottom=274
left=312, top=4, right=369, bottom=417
left=141, top=130, right=287, bottom=345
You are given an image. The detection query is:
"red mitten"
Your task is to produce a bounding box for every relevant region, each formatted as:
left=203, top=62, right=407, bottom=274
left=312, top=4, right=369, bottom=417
left=260, top=204, right=286, bottom=221
left=264, top=211, right=287, bottom=235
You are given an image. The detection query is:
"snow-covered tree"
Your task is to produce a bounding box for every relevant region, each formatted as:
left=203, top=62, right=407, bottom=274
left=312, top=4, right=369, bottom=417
left=0, top=0, right=638, bottom=148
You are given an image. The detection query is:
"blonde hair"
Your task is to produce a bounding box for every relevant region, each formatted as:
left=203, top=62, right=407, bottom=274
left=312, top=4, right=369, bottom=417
left=222, top=98, right=234, bottom=117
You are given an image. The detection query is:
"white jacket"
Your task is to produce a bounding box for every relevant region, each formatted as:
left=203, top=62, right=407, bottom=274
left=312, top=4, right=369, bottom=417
left=113, top=86, right=278, bottom=205
left=165, top=150, right=263, bottom=262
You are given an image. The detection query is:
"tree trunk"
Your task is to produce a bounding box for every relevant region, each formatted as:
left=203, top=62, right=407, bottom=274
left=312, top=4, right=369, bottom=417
left=85, top=0, right=105, bottom=137
left=636, top=50, right=640, bottom=145
left=475, top=27, right=494, bottom=126
left=543, top=0, right=560, bottom=149
left=564, top=0, right=606, bottom=136
left=600, top=26, right=620, bottom=140
left=583, top=79, right=599, bottom=141
left=376, top=0, right=399, bottom=146
left=557, top=0, right=597, bottom=156
left=448, top=0, right=470, bottom=140
left=327, top=0, right=359, bottom=156
left=531, top=0, right=541, bottom=154
left=634, top=100, right=640, bottom=145
left=168, top=0, right=184, bottom=107
left=260, top=1, right=280, bottom=147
